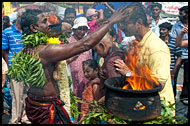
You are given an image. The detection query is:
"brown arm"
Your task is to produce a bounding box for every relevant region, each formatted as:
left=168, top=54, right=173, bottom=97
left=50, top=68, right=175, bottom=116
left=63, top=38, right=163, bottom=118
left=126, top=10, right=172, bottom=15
left=92, top=84, right=100, bottom=101
left=175, top=26, right=188, bottom=48
left=2, top=50, right=9, bottom=65
left=40, top=7, right=130, bottom=64
left=95, top=9, right=104, bottom=25
left=171, top=56, right=182, bottom=79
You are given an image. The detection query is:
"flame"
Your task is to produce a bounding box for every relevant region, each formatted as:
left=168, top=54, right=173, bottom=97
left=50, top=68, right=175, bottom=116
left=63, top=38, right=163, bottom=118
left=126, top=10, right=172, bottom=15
left=133, top=105, right=146, bottom=111
left=139, top=105, right=146, bottom=110
left=46, top=14, right=59, bottom=25
left=122, top=40, right=159, bottom=90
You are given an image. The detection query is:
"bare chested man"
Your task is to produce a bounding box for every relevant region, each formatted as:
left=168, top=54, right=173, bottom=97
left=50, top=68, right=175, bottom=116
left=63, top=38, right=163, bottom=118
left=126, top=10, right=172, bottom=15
left=17, top=8, right=130, bottom=124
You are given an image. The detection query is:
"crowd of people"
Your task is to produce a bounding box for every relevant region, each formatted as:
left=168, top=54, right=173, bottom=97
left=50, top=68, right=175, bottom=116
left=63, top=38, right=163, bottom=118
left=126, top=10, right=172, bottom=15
left=2, top=2, right=188, bottom=124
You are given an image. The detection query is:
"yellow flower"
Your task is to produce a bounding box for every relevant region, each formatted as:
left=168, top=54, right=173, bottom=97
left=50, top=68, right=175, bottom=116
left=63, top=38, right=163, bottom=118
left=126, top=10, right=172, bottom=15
left=47, top=37, right=61, bottom=44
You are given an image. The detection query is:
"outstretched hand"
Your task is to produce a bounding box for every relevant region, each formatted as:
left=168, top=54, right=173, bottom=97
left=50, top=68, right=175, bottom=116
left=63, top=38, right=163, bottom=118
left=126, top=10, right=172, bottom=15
left=108, top=6, right=132, bottom=24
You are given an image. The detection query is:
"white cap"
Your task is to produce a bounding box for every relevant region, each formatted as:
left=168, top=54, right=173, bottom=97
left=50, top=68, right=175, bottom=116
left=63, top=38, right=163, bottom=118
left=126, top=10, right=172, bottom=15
left=72, top=17, right=90, bottom=29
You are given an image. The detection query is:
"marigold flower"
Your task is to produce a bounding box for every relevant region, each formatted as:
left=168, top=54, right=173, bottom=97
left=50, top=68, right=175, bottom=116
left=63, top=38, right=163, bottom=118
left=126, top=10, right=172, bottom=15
left=47, top=37, right=61, bottom=44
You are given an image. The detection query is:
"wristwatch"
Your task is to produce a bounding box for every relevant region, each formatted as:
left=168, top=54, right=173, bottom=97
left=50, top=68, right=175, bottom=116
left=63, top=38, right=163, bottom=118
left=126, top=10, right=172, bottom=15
left=126, top=72, right=132, bottom=77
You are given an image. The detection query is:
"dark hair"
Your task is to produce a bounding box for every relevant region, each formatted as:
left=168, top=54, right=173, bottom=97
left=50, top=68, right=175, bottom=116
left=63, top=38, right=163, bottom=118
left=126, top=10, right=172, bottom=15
left=151, top=3, right=162, bottom=10
left=87, top=16, right=93, bottom=21
left=3, top=16, right=10, bottom=22
left=159, top=22, right=173, bottom=31
left=109, top=26, right=118, bottom=42
left=49, top=16, right=63, bottom=35
left=64, top=8, right=76, bottom=17
left=20, top=9, right=43, bottom=35
left=127, top=2, right=149, bottom=27
left=179, top=6, right=188, bottom=15
left=82, top=59, right=100, bottom=76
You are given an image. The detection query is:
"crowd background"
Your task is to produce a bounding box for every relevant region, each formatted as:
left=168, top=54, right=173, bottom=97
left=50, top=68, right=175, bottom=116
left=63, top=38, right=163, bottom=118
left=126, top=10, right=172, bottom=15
left=2, top=2, right=188, bottom=124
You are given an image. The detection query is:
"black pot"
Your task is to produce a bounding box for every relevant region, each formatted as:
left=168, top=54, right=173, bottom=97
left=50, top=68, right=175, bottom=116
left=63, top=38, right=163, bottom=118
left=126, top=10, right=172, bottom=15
left=104, top=76, right=162, bottom=122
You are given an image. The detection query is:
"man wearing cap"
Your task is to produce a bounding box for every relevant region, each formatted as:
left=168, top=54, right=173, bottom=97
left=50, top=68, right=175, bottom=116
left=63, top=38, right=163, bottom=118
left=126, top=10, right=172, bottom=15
left=67, top=17, right=93, bottom=116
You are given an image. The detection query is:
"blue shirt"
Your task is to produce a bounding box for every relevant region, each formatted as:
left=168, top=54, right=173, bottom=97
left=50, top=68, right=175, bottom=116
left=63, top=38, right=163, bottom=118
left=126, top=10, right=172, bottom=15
left=2, top=24, right=24, bottom=66
left=113, top=24, right=126, bottom=40
left=169, top=21, right=188, bottom=60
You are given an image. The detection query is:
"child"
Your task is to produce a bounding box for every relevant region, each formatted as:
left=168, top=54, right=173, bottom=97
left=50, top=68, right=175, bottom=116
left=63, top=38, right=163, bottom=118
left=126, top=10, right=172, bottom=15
left=86, top=8, right=104, bottom=61
left=86, top=8, right=104, bottom=33
left=80, top=59, right=101, bottom=119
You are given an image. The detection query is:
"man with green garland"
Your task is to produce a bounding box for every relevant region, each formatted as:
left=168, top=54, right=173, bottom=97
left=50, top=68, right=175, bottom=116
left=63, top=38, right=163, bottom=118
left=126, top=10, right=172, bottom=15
left=8, top=8, right=131, bottom=124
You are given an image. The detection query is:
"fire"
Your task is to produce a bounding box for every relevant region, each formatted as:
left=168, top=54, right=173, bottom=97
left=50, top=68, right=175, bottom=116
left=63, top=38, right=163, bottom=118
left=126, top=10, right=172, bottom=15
left=133, top=105, right=146, bottom=111
left=122, top=40, right=159, bottom=90
left=46, top=14, right=59, bottom=25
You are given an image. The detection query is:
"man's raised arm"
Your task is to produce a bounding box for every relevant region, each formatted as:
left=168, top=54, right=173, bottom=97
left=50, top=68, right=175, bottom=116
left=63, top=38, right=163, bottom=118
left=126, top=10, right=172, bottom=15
left=40, top=7, right=131, bottom=63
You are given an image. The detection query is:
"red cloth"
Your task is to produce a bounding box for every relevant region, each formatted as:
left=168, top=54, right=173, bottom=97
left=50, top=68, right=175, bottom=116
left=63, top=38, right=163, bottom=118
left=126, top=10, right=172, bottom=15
left=117, top=28, right=123, bottom=43
left=25, top=93, right=72, bottom=124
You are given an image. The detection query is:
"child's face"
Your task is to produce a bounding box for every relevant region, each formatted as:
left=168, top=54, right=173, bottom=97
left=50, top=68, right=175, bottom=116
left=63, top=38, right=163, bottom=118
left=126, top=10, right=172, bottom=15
left=83, top=64, right=98, bottom=81
left=91, top=14, right=98, bottom=20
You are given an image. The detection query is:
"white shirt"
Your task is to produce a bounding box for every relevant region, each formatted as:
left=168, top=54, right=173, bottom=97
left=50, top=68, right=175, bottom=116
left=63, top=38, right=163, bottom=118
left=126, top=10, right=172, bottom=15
left=151, top=16, right=169, bottom=37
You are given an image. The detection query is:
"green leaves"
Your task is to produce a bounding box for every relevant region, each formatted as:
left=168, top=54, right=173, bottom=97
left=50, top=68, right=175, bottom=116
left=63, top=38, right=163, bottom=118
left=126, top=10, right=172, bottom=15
left=21, top=32, right=69, bottom=48
left=79, top=100, right=127, bottom=124
left=59, top=33, right=69, bottom=44
left=70, top=90, right=79, bottom=119
left=143, top=98, right=187, bottom=124
left=79, top=98, right=187, bottom=124
left=21, top=32, right=49, bottom=47
left=7, top=51, right=47, bottom=88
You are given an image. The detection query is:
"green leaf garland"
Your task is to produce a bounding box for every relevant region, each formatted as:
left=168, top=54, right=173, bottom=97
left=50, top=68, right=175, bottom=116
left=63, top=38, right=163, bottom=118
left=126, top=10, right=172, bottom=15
left=8, top=51, right=47, bottom=87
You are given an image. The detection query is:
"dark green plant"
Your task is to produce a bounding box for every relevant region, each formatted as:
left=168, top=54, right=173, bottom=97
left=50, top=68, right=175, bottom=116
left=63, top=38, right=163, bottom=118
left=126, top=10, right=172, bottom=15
left=79, top=98, right=188, bottom=124
left=68, top=76, right=80, bottom=119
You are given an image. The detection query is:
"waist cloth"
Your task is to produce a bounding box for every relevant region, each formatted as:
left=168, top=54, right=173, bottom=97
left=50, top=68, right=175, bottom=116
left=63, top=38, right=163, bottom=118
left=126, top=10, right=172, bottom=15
left=25, top=92, right=72, bottom=124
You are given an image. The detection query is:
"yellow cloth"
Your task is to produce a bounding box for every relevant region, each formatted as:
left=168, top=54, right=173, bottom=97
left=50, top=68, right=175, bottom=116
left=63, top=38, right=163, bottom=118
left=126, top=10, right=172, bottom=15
left=139, top=30, right=175, bottom=106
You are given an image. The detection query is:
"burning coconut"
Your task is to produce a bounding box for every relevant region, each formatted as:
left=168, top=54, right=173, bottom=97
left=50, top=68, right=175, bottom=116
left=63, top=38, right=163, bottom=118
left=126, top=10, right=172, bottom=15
left=104, top=40, right=162, bottom=121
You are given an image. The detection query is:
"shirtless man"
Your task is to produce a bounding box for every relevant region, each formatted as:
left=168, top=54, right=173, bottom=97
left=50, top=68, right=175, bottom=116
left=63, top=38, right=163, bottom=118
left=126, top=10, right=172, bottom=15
left=17, top=7, right=130, bottom=124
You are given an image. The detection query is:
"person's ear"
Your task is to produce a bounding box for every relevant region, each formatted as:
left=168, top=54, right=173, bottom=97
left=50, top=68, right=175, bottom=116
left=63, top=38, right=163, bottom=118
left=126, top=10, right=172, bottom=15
left=99, top=42, right=105, bottom=51
left=30, top=24, right=38, bottom=33
left=136, top=18, right=143, bottom=29
left=137, top=18, right=143, bottom=25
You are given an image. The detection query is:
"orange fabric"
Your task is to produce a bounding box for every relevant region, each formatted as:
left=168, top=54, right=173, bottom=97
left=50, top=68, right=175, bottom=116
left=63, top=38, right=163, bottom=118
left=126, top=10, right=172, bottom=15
left=48, top=104, right=55, bottom=124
